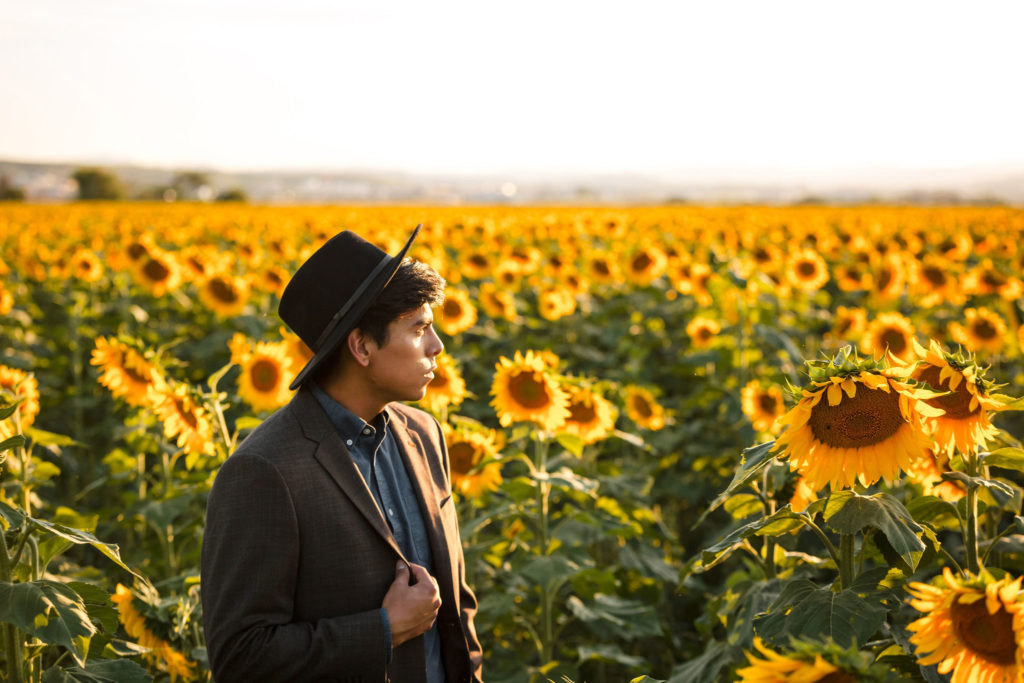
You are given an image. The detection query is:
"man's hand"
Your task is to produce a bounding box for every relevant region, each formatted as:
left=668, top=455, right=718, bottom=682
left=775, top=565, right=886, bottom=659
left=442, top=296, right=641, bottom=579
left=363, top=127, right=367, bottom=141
left=382, top=561, right=442, bottom=648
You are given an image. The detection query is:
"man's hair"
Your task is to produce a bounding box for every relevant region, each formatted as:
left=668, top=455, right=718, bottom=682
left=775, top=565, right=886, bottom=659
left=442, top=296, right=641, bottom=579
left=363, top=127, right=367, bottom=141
left=314, top=258, right=446, bottom=382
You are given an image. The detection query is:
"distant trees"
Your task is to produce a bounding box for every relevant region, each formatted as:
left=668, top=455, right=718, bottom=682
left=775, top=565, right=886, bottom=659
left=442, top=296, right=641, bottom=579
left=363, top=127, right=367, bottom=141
left=0, top=174, right=25, bottom=201
left=215, top=187, right=248, bottom=202
left=72, top=167, right=123, bottom=200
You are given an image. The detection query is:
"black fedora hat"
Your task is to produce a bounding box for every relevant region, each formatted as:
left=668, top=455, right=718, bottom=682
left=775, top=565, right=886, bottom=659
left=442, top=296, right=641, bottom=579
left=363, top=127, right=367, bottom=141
left=279, top=224, right=421, bottom=390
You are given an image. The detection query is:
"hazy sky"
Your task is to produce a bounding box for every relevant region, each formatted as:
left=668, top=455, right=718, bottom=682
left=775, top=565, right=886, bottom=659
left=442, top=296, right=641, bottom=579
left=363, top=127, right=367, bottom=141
left=3, top=0, right=1023, bottom=177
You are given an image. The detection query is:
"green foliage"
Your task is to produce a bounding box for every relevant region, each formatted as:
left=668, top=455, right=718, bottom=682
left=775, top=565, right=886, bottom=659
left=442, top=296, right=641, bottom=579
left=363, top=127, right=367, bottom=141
left=71, top=168, right=123, bottom=200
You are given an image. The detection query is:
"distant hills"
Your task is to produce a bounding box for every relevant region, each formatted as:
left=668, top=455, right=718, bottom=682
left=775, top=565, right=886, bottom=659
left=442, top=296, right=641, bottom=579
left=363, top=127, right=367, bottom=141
left=1, top=158, right=1022, bottom=205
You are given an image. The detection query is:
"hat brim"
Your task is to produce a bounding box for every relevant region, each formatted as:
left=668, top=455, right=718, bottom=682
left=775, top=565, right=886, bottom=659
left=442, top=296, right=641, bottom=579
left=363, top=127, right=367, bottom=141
left=287, top=225, right=421, bottom=390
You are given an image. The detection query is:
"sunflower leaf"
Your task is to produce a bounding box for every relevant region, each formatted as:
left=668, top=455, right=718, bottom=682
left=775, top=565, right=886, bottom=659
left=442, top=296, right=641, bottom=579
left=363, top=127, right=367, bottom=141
left=0, top=580, right=96, bottom=667
left=25, top=427, right=82, bottom=448
left=981, top=447, right=1024, bottom=471
left=753, top=578, right=888, bottom=649
left=941, top=471, right=1018, bottom=509
left=698, top=506, right=803, bottom=571
left=694, top=440, right=776, bottom=527
left=41, top=658, right=153, bottom=683
left=824, top=491, right=925, bottom=571
left=0, top=434, right=26, bottom=453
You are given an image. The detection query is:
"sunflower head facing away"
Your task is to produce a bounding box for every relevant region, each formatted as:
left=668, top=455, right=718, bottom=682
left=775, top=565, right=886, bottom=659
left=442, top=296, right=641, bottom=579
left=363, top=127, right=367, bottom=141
left=489, top=350, right=570, bottom=431
left=774, top=346, right=942, bottom=490
left=910, top=338, right=1007, bottom=457
left=736, top=636, right=893, bottom=682
left=91, top=336, right=158, bottom=407
left=907, top=568, right=1024, bottom=683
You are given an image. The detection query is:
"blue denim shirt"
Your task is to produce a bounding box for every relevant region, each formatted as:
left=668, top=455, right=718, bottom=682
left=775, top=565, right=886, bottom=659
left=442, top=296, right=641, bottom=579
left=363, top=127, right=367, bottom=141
left=312, top=383, right=445, bottom=683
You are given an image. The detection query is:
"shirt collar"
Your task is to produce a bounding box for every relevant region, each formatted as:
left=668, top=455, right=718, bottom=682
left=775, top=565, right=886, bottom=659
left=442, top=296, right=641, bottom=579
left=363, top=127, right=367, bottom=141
left=310, top=381, right=390, bottom=441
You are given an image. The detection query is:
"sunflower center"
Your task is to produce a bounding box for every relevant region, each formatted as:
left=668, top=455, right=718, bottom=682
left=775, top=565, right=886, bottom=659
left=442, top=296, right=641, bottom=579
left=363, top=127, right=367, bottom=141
left=143, top=259, right=170, bottom=283
left=876, top=266, right=893, bottom=291
left=592, top=260, right=611, bottom=277
left=917, top=365, right=980, bottom=419
left=448, top=442, right=477, bottom=475
left=429, top=368, right=450, bottom=390
left=468, top=254, right=489, bottom=268
left=797, top=260, right=817, bottom=277
left=568, top=400, right=597, bottom=424
left=174, top=397, right=199, bottom=429
left=808, top=384, right=903, bottom=448
left=982, top=270, right=1006, bottom=288
left=972, top=318, right=998, bottom=340
left=124, top=356, right=152, bottom=386
left=879, top=328, right=908, bottom=355
left=250, top=359, right=281, bottom=392
left=209, top=277, right=238, bottom=303
left=758, top=393, right=780, bottom=414
left=753, top=247, right=770, bottom=263
left=508, top=371, right=552, bottom=409
left=443, top=299, right=464, bottom=318
left=923, top=265, right=947, bottom=287
left=950, top=596, right=1017, bottom=665
left=631, top=395, right=654, bottom=419
left=127, top=242, right=150, bottom=261
left=632, top=252, right=653, bottom=272
left=817, top=673, right=858, bottom=683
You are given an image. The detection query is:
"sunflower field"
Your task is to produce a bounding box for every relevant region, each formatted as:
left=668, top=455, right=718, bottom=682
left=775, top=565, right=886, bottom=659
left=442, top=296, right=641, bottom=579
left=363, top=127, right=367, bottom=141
left=2, top=202, right=1024, bottom=683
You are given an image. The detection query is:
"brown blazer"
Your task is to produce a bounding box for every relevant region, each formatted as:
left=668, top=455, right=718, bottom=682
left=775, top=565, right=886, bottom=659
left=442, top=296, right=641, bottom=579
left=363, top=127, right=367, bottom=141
left=201, top=387, right=483, bottom=682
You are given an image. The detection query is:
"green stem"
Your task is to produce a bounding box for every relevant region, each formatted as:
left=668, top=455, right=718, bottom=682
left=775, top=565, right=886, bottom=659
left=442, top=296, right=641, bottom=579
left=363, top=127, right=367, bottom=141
left=839, top=533, right=855, bottom=590
left=0, top=525, right=25, bottom=683
left=533, top=435, right=553, bottom=665
left=965, top=450, right=981, bottom=574
left=761, top=465, right=776, bottom=579
left=796, top=516, right=841, bottom=566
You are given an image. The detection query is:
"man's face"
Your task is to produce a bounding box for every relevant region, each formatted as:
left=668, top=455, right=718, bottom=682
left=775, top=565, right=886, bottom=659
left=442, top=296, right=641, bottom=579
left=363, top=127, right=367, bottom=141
left=365, top=303, right=444, bottom=404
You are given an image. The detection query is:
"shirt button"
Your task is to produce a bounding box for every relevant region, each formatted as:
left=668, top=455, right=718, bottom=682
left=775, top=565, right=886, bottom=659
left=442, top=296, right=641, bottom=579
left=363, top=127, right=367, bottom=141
left=345, top=439, right=353, bottom=446
left=362, top=427, right=372, bottom=435
left=388, top=508, right=395, bottom=516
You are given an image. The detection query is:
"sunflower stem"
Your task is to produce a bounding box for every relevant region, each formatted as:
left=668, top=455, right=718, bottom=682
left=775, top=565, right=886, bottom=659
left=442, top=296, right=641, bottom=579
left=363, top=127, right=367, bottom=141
left=839, top=533, right=855, bottom=590
left=533, top=434, right=553, bottom=665
left=0, top=524, right=26, bottom=683
left=965, top=449, right=981, bottom=574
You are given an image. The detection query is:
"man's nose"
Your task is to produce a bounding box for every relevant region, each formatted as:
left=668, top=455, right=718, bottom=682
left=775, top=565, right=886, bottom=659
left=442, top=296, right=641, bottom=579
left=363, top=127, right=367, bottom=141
left=428, top=326, right=444, bottom=357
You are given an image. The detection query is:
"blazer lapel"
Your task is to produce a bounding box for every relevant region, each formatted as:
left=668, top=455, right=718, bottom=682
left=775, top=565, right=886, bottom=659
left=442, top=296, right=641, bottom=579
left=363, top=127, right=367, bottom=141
left=292, top=389, right=407, bottom=561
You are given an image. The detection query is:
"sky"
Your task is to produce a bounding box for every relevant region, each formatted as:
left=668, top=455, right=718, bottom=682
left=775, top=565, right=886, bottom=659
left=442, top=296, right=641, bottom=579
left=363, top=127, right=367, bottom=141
left=3, top=0, right=1024, bottom=179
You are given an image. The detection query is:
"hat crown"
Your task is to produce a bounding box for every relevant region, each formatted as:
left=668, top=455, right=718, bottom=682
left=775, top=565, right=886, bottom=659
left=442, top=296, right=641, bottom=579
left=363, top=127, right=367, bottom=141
left=279, top=231, right=389, bottom=351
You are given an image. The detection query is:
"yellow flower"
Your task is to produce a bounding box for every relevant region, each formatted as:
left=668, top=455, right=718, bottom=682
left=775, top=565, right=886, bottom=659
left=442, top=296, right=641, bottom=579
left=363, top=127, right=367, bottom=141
left=0, top=282, right=12, bottom=315
left=537, top=286, right=576, bottom=321
left=130, top=248, right=183, bottom=297
left=950, top=307, right=1007, bottom=355
left=907, top=568, right=1024, bottom=683
left=789, top=476, right=819, bottom=513
left=741, top=380, right=786, bottom=433
left=785, top=248, right=831, bottom=293
left=905, top=448, right=967, bottom=503
left=198, top=270, right=251, bottom=318
left=623, top=384, right=666, bottom=431
left=477, top=282, right=517, bottom=322
left=419, top=352, right=468, bottom=414
left=91, top=337, right=157, bottom=407
left=736, top=637, right=847, bottom=682
left=70, top=248, right=104, bottom=283
left=861, top=311, right=916, bottom=363
left=686, top=316, right=721, bottom=349
left=443, top=422, right=502, bottom=498
left=0, top=366, right=40, bottom=441
left=231, top=337, right=295, bottom=413
left=489, top=350, right=570, bottom=431
left=626, top=245, right=668, bottom=285
left=437, top=287, right=478, bottom=336
left=112, top=584, right=195, bottom=682
left=562, top=384, right=617, bottom=445
left=146, top=377, right=216, bottom=459
left=828, top=306, right=868, bottom=344
left=911, top=338, right=1005, bottom=457
left=773, top=357, right=942, bottom=490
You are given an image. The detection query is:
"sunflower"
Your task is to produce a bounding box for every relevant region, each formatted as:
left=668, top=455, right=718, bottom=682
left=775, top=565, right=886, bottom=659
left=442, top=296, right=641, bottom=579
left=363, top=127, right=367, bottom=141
left=0, top=282, right=12, bottom=315
left=834, top=261, right=874, bottom=293
left=741, top=380, right=786, bottom=433
left=626, top=245, right=668, bottom=286
left=130, top=248, right=183, bottom=297
left=910, top=338, right=1005, bottom=457
left=278, top=327, right=313, bottom=382
left=477, top=282, right=517, bottom=322
left=146, top=377, right=216, bottom=460
left=907, top=568, right=1024, bottom=683
left=437, top=287, right=478, bottom=336
left=585, top=252, right=622, bottom=286
left=419, top=352, right=468, bottom=414
left=950, top=307, right=1007, bottom=355
left=785, top=248, right=831, bottom=293
left=789, top=475, right=819, bottom=513
left=0, top=365, right=40, bottom=440
left=669, top=260, right=715, bottom=306
left=256, top=265, right=290, bottom=297
left=872, top=252, right=907, bottom=301
left=537, top=286, right=576, bottom=321
left=231, top=338, right=295, bottom=413
left=686, top=316, right=721, bottom=349
left=623, top=384, right=666, bottom=431
left=70, top=247, right=104, bottom=283
left=198, top=271, right=251, bottom=319
left=561, top=384, right=617, bottom=445
left=489, top=350, right=570, bottom=431
left=443, top=421, right=502, bottom=498
left=112, top=583, right=195, bottom=682
left=773, top=349, right=942, bottom=490
left=964, top=259, right=1024, bottom=301
left=461, top=250, right=494, bottom=280
left=912, top=254, right=964, bottom=308
left=736, top=637, right=883, bottom=682
left=91, top=337, right=158, bottom=407
left=905, top=448, right=967, bottom=503
left=828, top=306, right=868, bottom=345
left=861, top=311, right=916, bottom=362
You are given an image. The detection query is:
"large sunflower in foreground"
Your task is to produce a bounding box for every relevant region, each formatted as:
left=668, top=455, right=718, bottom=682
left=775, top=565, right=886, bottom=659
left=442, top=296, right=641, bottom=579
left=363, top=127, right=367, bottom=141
left=490, top=350, right=570, bottom=431
left=230, top=337, right=295, bottom=413
left=91, top=337, right=158, bottom=407
left=443, top=421, right=502, bottom=498
left=773, top=349, right=943, bottom=490
left=562, top=384, right=617, bottom=445
left=909, top=338, right=1006, bottom=457
left=419, top=352, right=468, bottom=414
left=907, top=568, right=1024, bottom=683
left=0, top=365, right=40, bottom=440
left=736, top=637, right=890, bottom=682
left=740, top=380, right=786, bottom=433
left=623, top=384, right=667, bottom=431
left=112, top=583, right=195, bottom=682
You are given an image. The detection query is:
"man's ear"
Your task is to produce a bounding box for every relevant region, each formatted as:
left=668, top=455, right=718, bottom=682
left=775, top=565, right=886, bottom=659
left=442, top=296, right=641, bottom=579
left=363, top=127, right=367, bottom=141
left=346, top=328, right=374, bottom=367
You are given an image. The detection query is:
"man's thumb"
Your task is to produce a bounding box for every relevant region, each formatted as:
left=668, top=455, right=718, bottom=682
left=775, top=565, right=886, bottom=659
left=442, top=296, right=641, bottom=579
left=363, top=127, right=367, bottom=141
left=395, top=561, right=408, bottom=576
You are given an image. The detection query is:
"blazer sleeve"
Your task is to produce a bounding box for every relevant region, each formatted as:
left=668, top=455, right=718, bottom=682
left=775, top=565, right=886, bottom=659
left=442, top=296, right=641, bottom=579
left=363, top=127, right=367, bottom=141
left=201, top=451, right=389, bottom=683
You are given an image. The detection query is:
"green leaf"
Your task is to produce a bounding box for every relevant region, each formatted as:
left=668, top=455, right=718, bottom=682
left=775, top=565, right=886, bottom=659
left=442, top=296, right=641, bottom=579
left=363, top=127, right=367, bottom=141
left=666, top=641, right=739, bottom=683
left=233, top=416, right=264, bottom=433
left=537, top=467, right=599, bottom=495
left=699, top=506, right=803, bottom=571
left=981, top=447, right=1024, bottom=471
left=942, top=471, right=1019, bottom=509
left=519, top=555, right=579, bottom=592
left=577, top=644, right=646, bottom=668
left=555, top=432, right=584, bottom=457
left=25, top=427, right=82, bottom=448
left=696, top=441, right=777, bottom=526
left=724, top=493, right=763, bottom=519
left=824, top=491, right=926, bottom=571
left=0, top=397, right=25, bottom=421
left=1, top=434, right=26, bottom=452
left=0, top=580, right=95, bottom=667
left=753, top=579, right=888, bottom=648
left=906, top=495, right=961, bottom=527
left=41, top=659, right=153, bottom=683
left=566, top=594, right=662, bottom=640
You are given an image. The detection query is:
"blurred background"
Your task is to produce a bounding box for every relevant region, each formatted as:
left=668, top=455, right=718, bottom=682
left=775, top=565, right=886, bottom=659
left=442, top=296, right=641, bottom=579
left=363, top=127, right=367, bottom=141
left=2, top=0, right=1023, bottom=204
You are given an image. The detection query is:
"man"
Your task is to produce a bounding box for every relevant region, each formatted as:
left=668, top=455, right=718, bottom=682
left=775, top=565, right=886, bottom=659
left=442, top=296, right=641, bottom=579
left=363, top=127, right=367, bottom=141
left=201, top=226, right=483, bottom=682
